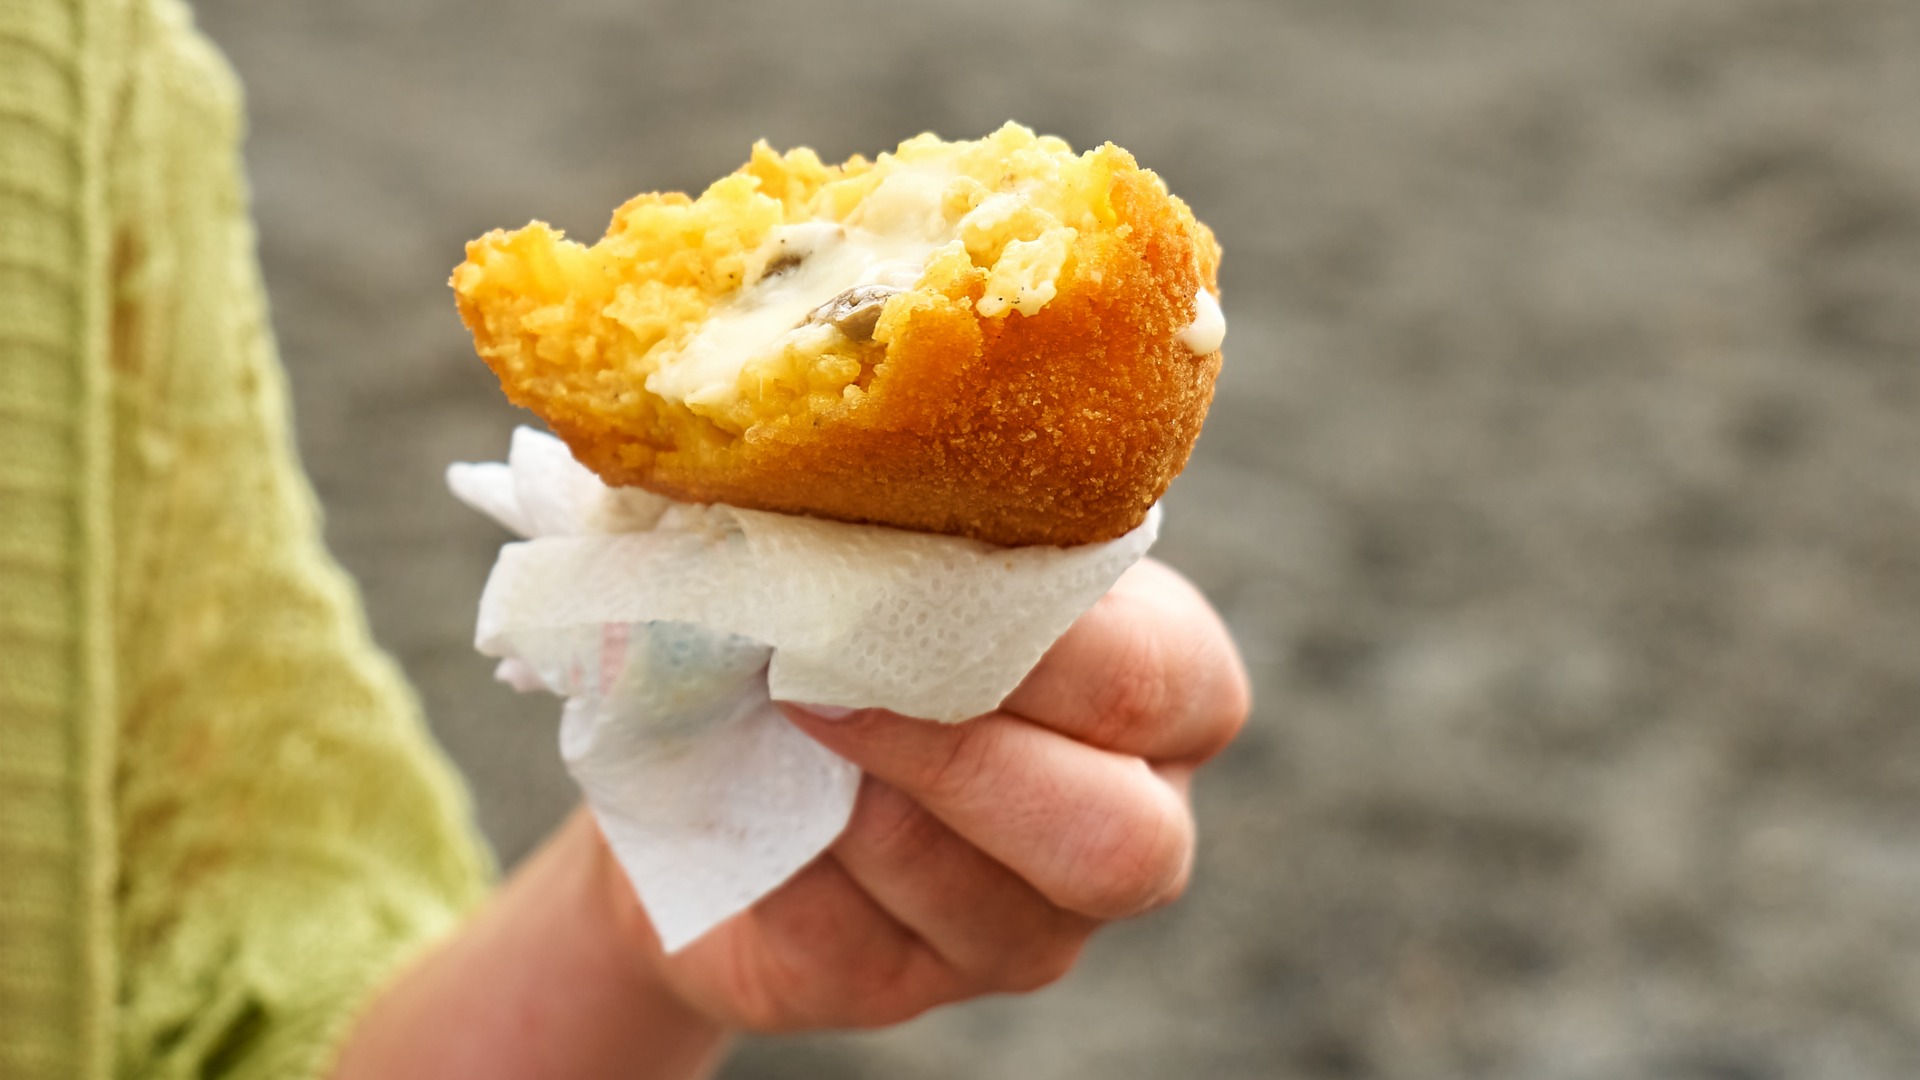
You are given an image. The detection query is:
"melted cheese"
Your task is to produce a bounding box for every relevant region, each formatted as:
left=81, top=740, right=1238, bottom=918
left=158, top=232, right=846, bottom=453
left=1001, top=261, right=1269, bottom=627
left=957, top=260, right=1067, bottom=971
left=645, top=163, right=968, bottom=410
left=1178, top=288, right=1226, bottom=355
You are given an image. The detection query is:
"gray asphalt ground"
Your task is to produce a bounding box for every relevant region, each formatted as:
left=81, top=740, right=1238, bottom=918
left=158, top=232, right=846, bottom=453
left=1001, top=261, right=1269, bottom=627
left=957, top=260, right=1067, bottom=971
left=193, top=2, right=1920, bottom=1077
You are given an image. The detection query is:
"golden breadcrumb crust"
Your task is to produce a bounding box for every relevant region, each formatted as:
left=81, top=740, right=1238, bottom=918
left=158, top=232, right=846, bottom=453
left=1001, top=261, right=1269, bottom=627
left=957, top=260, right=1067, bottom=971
left=453, top=125, right=1222, bottom=546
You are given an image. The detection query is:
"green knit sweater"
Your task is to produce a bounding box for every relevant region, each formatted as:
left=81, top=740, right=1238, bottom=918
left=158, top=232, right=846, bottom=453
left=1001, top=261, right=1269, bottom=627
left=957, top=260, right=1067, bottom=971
left=0, top=1, right=494, bottom=1077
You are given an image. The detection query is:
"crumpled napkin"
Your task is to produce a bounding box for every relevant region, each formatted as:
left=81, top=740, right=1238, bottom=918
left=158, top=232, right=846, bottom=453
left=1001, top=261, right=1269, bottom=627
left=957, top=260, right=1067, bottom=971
left=449, top=427, right=1159, bottom=949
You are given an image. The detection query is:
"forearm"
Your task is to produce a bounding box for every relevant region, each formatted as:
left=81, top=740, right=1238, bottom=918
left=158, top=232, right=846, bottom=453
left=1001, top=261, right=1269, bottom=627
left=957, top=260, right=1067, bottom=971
left=332, top=809, right=730, bottom=1080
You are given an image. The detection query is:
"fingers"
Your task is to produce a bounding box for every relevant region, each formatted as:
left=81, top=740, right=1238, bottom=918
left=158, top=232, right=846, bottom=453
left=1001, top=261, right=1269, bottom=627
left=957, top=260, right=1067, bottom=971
left=718, top=559, right=1241, bottom=1025
left=1000, top=558, right=1250, bottom=764
left=785, top=707, right=1195, bottom=921
left=674, top=851, right=947, bottom=1032
left=829, top=776, right=1096, bottom=992
left=662, top=777, right=1096, bottom=1031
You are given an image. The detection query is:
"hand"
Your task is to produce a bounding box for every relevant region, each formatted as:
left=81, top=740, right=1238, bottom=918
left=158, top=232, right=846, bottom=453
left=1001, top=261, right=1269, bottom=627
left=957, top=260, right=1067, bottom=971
left=612, top=556, right=1251, bottom=1032
left=334, top=557, right=1248, bottom=1078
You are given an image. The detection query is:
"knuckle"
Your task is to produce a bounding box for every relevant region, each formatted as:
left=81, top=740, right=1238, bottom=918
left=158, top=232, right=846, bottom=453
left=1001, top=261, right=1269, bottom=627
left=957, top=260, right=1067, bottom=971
left=1058, top=784, right=1194, bottom=918
left=726, top=946, right=804, bottom=1034
left=1198, top=635, right=1254, bottom=757
left=741, top=915, right=943, bottom=1032
left=1147, top=843, right=1195, bottom=911
left=1224, top=665, right=1254, bottom=734
left=1080, top=612, right=1170, bottom=747
left=912, top=722, right=1001, bottom=803
left=846, top=782, right=945, bottom=867
left=841, top=950, right=943, bottom=1029
left=997, top=937, right=1084, bottom=993
left=732, top=993, right=796, bottom=1035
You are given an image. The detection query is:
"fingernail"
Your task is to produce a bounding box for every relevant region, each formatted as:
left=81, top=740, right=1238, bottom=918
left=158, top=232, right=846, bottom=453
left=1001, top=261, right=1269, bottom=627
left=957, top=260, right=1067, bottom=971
left=789, top=702, right=858, bottom=722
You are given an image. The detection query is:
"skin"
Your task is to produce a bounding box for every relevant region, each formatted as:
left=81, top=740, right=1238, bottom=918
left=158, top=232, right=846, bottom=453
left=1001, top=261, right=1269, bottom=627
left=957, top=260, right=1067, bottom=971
left=332, top=558, right=1250, bottom=1079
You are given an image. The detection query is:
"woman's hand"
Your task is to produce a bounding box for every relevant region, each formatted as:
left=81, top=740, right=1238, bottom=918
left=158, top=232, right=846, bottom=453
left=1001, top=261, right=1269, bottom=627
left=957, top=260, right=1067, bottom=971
left=334, top=558, right=1248, bottom=1078
left=634, top=557, right=1250, bottom=1031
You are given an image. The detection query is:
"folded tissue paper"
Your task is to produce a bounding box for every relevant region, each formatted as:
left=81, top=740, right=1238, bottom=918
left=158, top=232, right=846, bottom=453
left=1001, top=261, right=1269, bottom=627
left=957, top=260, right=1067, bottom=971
left=449, top=427, right=1158, bottom=949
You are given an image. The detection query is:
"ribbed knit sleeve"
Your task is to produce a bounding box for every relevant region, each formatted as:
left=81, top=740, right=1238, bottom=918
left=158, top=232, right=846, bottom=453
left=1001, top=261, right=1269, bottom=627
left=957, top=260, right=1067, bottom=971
left=0, top=0, right=122, bottom=1075
left=0, top=1, right=495, bottom=1078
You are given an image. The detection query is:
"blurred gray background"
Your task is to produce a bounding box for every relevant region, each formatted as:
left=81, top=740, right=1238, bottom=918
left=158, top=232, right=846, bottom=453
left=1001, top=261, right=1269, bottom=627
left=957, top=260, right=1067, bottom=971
left=192, top=1, right=1920, bottom=1077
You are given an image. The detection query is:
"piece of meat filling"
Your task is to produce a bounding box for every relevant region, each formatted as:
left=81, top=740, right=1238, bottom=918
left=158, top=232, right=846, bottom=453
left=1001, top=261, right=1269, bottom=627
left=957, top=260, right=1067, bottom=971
left=801, top=284, right=903, bottom=343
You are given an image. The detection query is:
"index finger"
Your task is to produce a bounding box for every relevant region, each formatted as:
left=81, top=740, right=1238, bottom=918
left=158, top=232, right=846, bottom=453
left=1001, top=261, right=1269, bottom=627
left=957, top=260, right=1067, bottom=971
left=998, top=558, right=1250, bottom=763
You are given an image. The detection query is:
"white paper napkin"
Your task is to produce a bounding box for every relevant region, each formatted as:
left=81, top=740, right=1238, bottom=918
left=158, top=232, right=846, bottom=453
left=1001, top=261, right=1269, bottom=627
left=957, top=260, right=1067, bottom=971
left=450, top=427, right=1159, bottom=950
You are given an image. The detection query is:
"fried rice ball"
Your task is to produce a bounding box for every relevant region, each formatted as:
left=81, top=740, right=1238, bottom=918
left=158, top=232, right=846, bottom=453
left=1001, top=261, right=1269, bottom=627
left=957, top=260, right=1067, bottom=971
left=452, top=122, right=1224, bottom=547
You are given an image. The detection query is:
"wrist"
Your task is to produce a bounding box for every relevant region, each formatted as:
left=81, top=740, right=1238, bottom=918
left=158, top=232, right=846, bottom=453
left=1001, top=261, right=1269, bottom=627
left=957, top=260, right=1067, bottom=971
left=566, top=810, right=736, bottom=1036
left=334, top=807, right=729, bottom=1079
left=552, top=807, right=735, bottom=1045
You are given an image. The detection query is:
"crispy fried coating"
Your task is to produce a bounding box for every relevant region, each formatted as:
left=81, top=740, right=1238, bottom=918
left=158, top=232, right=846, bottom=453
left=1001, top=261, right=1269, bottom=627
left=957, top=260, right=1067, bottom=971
left=452, top=123, right=1223, bottom=546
